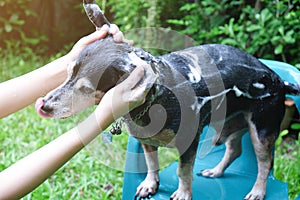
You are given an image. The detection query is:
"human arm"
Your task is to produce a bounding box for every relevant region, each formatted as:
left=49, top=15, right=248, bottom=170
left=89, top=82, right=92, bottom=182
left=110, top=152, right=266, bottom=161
left=0, top=24, right=124, bottom=118
left=0, top=64, right=155, bottom=199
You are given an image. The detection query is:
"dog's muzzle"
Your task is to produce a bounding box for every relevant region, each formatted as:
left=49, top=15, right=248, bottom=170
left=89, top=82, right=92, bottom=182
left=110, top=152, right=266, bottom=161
left=35, top=98, right=53, bottom=118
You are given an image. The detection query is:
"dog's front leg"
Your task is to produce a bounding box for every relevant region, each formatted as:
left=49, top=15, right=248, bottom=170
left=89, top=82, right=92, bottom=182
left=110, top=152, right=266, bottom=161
left=135, top=144, right=159, bottom=198
left=171, top=139, right=199, bottom=200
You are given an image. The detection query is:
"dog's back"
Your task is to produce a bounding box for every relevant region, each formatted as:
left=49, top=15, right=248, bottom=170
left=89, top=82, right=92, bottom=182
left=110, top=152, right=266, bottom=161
left=127, top=44, right=287, bottom=131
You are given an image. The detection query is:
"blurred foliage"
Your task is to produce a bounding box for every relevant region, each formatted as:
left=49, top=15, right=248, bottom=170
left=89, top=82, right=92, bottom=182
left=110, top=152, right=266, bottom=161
left=0, top=0, right=47, bottom=54
left=107, top=0, right=300, bottom=66
left=103, top=0, right=183, bottom=29
left=0, top=0, right=93, bottom=55
left=0, top=0, right=299, bottom=64
left=219, top=0, right=300, bottom=65
left=166, top=0, right=300, bottom=67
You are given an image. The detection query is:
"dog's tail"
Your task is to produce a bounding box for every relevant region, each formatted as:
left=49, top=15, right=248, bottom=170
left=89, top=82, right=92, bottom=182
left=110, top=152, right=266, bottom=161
left=284, top=82, right=300, bottom=95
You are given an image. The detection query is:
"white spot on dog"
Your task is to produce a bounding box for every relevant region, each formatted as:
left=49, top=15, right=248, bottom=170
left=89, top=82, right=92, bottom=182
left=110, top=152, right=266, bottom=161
left=187, top=64, right=201, bottom=83
left=191, top=89, right=231, bottom=112
left=252, top=82, right=265, bottom=89
left=175, top=50, right=202, bottom=83
left=233, top=85, right=271, bottom=99
left=232, top=86, right=243, bottom=97
left=232, top=86, right=253, bottom=98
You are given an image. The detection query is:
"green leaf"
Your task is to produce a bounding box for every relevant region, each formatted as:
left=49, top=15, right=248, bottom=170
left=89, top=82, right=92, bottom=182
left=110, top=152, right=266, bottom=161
left=260, top=8, right=272, bottom=24
left=227, top=18, right=236, bottom=37
left=4, top=23, right=12, bottom=32
left=9, top=13, right=19, bottom=22
left=275, top=44, right=283, bottom=55
left=278, top=26, right=284, bottom=36
left=283, top=30, right=296, bottom=44
left=167, top=19, right=185, bottom=26
left=291, top=123, right=300, bottom=130
left=221, top=38, right=238, bottom=46
left=246, top=24, right=261, bottom=32
left=180, top=3, right=197, bottom=11
left=275, top=130, right=289, bottom=146
left=25, top=38, right=40, bottom=45
left=271, top=36, right=281, bottom=44
left=9, top=14, right=25, bottom=25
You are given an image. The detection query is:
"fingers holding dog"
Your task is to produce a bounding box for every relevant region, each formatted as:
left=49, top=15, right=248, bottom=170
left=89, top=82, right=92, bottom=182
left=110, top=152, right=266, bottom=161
left=109, top=24, right=134, bottom=45
left=120, top=56, right=157, bottom=109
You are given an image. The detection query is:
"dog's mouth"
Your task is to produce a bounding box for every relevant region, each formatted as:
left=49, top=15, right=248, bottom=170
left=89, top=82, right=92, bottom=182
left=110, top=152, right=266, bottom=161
left=35, top=92, right=103, bottom=119
left=35, top=98, right=54, bottom=118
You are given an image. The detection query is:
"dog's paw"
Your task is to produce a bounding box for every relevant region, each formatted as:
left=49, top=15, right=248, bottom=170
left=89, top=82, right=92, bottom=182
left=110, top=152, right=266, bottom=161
left=200, top=168, right=224, bottom=178
left=135, top=178, right=159, bottom=199
left=244, top=188, right=265, bottom=200
left=170, top=188, right=192, bottom=200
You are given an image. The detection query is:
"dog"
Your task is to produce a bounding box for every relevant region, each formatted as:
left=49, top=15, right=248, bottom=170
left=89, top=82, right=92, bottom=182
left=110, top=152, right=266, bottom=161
left=35, top=35, right=300, bottom=200
left=35, top=1, right=300, bottom=199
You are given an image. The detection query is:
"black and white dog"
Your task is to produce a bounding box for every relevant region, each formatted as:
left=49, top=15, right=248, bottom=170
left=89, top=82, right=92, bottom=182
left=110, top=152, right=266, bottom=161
left=35, top=1, right=299, bottom=200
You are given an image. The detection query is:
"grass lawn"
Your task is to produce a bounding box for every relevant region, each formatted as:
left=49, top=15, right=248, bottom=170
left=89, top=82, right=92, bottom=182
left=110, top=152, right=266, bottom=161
left=0, top=50, right=299, bottom=199
left=0, top=105, right=125, bottom=199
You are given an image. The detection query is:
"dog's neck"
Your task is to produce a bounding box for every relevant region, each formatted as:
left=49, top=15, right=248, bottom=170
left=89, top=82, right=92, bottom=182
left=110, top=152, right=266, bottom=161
left=133, top=48, right=161, bottom=73
left=132, top=47, right=171, bottom=87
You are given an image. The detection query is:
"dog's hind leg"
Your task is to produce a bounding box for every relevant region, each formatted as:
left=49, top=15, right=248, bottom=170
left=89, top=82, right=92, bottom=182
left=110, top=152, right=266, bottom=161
left=245, top=112, right=281, bottom=200
left=201, top=129, right=246, bottom=177
left=135, top=144, right=159, bottom=198
left=202, top=113, right=248, bottom=177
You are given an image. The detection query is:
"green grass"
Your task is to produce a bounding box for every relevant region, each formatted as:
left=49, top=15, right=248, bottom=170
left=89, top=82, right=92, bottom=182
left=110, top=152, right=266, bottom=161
left=274, top=132, right=300, bottom=200
left=0, top=50, right=299, bottom=199
left=0, top=105, right=125, bottom=199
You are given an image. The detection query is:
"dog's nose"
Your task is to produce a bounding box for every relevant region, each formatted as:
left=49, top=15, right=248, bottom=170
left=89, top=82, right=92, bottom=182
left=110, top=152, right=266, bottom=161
left=41, top=104, right=53, bottom=114
left=35, top=98, right=54, bottom=118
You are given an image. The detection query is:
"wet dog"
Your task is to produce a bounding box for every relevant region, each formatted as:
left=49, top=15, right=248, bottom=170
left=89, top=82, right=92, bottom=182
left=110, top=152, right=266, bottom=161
left=36, top=36, right=300, bottom=200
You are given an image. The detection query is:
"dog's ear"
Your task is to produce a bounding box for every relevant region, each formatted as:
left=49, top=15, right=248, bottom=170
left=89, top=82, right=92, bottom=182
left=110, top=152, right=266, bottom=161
left=96, top=66, right=124, bottom=92
left=108, top=51, right=140, bottom=75
left=83, top=0, right=110, bottom=29
left=103, top=52, right=143, bottom=90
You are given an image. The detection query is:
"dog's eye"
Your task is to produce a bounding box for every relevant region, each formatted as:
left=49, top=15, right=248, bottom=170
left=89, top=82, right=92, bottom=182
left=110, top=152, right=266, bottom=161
left=79, top=85, right=94, bottom=94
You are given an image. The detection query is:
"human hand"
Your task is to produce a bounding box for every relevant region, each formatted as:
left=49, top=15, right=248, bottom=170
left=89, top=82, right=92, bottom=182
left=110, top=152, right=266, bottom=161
left=95, top=62, right=157, bottom=125
left=67, top=24, right=132, bottom=62
left=109, top=24, right=134, bottom=46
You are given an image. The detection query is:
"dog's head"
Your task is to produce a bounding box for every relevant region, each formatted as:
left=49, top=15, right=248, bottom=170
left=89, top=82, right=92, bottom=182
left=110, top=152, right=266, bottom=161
left=36, top=37, right=139, bottom=118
